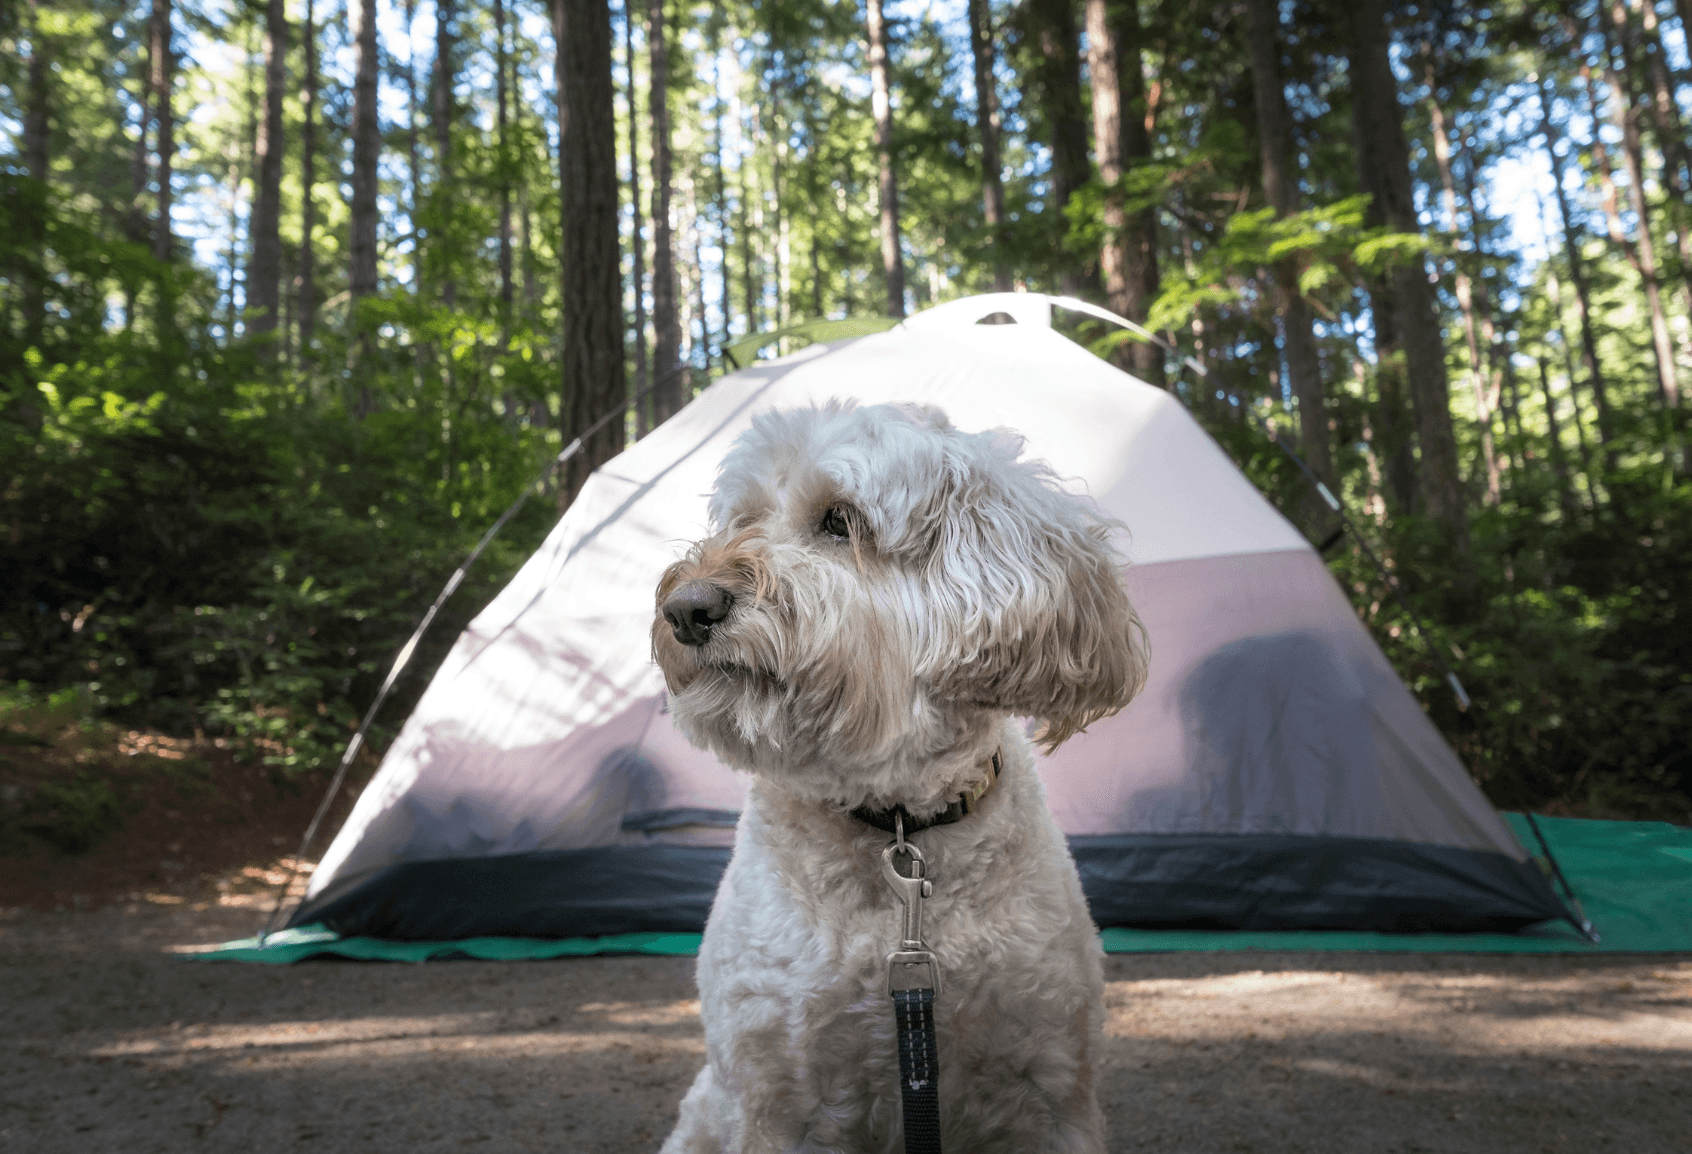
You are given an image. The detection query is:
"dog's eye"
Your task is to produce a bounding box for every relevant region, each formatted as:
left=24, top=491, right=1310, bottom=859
left=819, top=506, right=852, bottom=541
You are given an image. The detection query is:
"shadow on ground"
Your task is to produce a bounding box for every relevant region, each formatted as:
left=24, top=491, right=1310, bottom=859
left=3, top=902, right=1688, bottom=1153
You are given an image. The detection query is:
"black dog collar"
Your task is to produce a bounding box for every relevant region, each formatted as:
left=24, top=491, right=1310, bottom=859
left=850, top=749, right=1003, bottom=835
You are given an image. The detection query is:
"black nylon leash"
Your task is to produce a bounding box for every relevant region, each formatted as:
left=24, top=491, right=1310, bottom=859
left=882, top=814, right=944, bottom=1153
left=864, top=751, right=1004, bottom=1153
left=892, top=988, right=942, bottom=1154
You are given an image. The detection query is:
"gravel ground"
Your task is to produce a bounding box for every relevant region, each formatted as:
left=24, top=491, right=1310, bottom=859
left=3, top=900, right=1690, bottom=1154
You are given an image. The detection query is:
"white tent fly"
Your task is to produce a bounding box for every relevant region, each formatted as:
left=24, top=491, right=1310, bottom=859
left=289, top=294, right=1566, bottom=940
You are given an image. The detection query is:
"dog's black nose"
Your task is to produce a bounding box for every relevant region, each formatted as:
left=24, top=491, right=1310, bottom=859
left=663, top=581, right=733, bottom=647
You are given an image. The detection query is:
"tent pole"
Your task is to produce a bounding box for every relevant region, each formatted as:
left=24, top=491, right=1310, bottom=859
left=258, top=366, right=691, bottom=944
left=1523, top=811, right=1601, bottom=944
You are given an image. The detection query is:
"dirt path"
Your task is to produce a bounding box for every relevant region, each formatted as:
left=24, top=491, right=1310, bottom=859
left=4, top=901, right=1688, bottom=1154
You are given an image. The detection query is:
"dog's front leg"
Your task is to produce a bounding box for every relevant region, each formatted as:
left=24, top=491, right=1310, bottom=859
left=661, top=1063, right=733, bottom=1154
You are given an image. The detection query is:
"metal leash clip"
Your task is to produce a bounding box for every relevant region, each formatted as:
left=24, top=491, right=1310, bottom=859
left=883, top=812, right=941, bottom=995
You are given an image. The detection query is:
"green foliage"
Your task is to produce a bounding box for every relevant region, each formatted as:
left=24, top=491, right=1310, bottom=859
left=5, top=0, right=1690, bottom=841
left=1, top=187, right=554, bottom=781
left=23, top=774, right=123, bottom=853
left=1139, top=195, right=1431, bottom=332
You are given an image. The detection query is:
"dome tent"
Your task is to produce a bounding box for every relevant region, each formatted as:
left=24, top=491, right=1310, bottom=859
left=288, top=293, right=1569, bottom=942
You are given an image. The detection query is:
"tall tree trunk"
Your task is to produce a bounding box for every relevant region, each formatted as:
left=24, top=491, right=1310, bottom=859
left=1536, top=75, right=1613, bottom=457
left=1590, top=16, right=1681, bottom=411
left=1536, top=358, right=1578, bottom=522
left=404, top=0, right=424, bottom=300
left=1024, top=0, right=1090, bottom=296
left=150, top=0, right=174, bottom=264
left=434, top=0, right=456, bottom=310
left=297, top=0, right=318, bottom=358
left=246, top=0, right=287, bottom=347
left=348, top=0, right=380, bottom=404
left=1631, top=1, right=1692, bottom=207
left=739, top=158, right=757, bottom=332
left=1084, top=0, right=1127, bottom=312
left=865, top=0, right=905, bottom=317
left=967, top=0, right=1010, bottom=292
left=22, top=0, right=50, bottom=354
left=226, top=159, right=242, bottom=336
left=1458, top=137, right=1519, bottom=500
left=1246, top=0, right=1331, bottom=486
left=1347, top=0, right=1467, bottom=554
left=557, top=0, right=628, bottom=504
left=495, top=0, right=513, bottom=350
left=517, top=88, right=537, bottom=313
left=624, top=2, right=649, bottom=432
left=23, top=0, right=49, bottom=184
left=1112, top=0, right=1162, bottom=384
left=1425, top=57, right=1500, bottom=505
left=649, top=0, right=682, bottom=422
left=129, top=9, right=154, bottom=254
left=1559, top=342, right=1603, bottom=510
left=692, top=188, right=709, bottom=370
left=1578, top=57, right=1679, bottom=412
left=713, top=36, right=733, bottom=350
left=764, top=15, right=787, bottom=328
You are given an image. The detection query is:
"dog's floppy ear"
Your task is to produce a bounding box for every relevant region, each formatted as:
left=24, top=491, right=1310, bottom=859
left=924, top=433, right=1149, bottom=750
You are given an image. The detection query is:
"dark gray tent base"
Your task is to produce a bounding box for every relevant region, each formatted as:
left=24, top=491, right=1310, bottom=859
left=290, top=833, right=1570, bottom=941
left=1071, top=834, right=1567, bottom=933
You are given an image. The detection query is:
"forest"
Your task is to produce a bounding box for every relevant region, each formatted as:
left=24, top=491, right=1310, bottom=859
left=2, top=0, right=1689, bottom=850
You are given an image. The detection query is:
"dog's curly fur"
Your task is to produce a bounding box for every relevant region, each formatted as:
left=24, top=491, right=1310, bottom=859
left=653, top=401, right=1148, bottom=1153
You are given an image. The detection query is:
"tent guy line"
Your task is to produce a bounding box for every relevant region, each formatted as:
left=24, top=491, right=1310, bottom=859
left=258, top=361, right=692, bottom=945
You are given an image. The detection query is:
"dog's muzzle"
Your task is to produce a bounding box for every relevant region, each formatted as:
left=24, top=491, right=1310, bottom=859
left=662, top=580, right=734, bottom=646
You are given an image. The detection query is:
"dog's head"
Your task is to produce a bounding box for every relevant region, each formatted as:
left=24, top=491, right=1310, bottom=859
left=652, top=401, right=1147, bottom=798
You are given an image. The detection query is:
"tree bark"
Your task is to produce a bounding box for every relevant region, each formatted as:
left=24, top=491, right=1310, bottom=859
left=649, top=0, right=683, bottom=423
left=1085, top=0, right=1127, bottom=310
left=557, top=0, right=628, bottom=504
left=404, top=0, right=424, bottom=299
left=23, top=0, right=49, bottom=184
left=1536, top=74, right=1613, bottom=456
left=434, top=0, right=456, bottom=310
left=1024, top=0, right=1090, bottom=296
left=712, top=31, right=733, bottom=350
left=1246, top=0, right=1330, bottom=485
left=1424, top=56, right=1500, bottom=505
left=495, top=0, right=513, bottom=348
left=129, top=9, right=154, bottom=252
left=624, top=3, right=649, bottom=432
left=149, top=0, right=174, bottom=263
left=1630, top=1, right=1692, bottom=202
left=349, top=0, right=380, bottom=302
left=1579, top=53, right=1679, bottom=409
left=739, top=156, right=758, bottom=332
left=1347, top=0, right=1467, bottom=552
left=21, top=0, right=50, bottom=363
left=1536, top=357, right=1579, bottom=522
left=865, top=0, right=905, bottom=317
left=1596, top=12, right=1682, bottom=410
left=967, top=0, right=1010, bottom=292
left=297, top=0, right=318, bottom=357
left=1112, top=0, right=1162, bottom=385
left=246, top=0, right=287, bottom=346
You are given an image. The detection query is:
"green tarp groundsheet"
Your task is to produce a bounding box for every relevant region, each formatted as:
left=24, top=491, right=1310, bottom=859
left=191, top=814, right=1692, bottom=964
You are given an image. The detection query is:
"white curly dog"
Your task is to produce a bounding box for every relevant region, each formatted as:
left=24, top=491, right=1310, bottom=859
left=652, top=401, right=1147, bottom=1153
